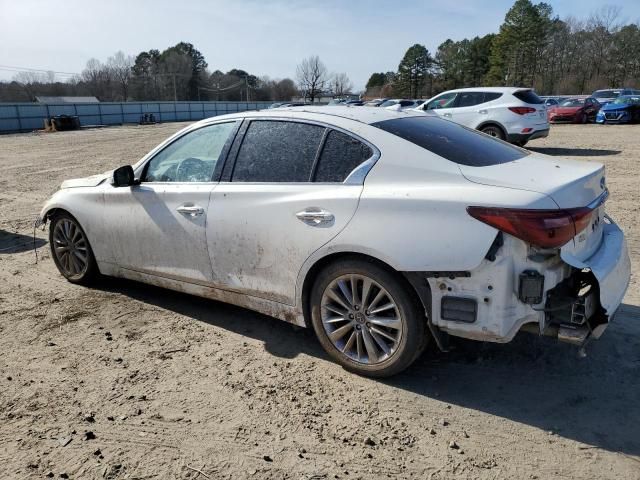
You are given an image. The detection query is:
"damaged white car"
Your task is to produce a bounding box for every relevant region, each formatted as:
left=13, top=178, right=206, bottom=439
left=39, top=106, right=631, bottom=377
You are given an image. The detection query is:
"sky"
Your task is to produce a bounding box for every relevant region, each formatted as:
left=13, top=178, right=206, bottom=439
left=1, top=0, right=640, bottom=91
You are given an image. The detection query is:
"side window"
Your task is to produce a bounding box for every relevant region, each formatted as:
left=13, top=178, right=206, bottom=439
left=455, top=92, right=485, bottom=108
left=144, top=122, right=237, bottom=182
left=425, top=93, right=457, bottom=110
left=483, top=92, right=503, bottom=102
left=232, top=120, right=324, bottom=182
left=314, top=130, right=374, bottom=183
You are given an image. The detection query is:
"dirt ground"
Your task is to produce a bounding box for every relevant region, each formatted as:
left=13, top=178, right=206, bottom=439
left=1, top=122, right=639, bottom=480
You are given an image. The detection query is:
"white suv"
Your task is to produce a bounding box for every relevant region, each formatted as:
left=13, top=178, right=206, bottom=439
left=415, top=87, right=549, bottom=146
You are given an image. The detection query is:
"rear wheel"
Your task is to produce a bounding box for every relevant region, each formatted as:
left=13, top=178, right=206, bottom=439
left=310, top=259, right=427, bottom=377
left=49, top=212, right=98, bottom=285
left=480, top=125, right=505, bottom=140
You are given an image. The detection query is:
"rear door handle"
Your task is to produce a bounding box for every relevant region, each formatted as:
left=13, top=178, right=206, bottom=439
left=177, top=204, right=205, bottom=217
left=296, top=208, right=334, bottom=227
left=443, top=112, right=452, bottom=118
left=478, top=109, right=488, bottom=114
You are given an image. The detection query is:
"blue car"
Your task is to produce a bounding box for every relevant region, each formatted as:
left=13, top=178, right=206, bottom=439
left=596, top=95, right=640, bottom=124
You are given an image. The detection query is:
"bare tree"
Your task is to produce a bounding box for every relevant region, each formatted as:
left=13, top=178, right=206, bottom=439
left=107, top=51, right=134, bottom=101
left=296, top=55, right=328, bottom=103
left=329, top=72, right=353, bottom=97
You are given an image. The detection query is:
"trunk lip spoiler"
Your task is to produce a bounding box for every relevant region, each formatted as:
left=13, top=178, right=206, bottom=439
left=586, top=188, right=608, bottom=211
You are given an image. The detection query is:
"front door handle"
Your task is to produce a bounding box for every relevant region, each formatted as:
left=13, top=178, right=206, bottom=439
left=296, top=208, right=335, bottom=227
left=177, top=204, right=205, bottom=217
left=443, top=112, right=452, bottom=118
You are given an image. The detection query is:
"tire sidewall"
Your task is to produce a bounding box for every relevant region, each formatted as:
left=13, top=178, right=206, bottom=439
left=310, top=259, right=426, bottom=377
left=480, top=125, right=504, bottom=141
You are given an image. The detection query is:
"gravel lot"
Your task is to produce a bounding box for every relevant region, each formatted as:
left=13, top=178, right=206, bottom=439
left=1, top=122, right=639, bottom=480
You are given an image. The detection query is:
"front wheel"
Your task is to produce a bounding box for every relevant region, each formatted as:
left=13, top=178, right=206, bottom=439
left=49, top=212, right=98, bottom=285
left=310, top=259, right=427, bottom=377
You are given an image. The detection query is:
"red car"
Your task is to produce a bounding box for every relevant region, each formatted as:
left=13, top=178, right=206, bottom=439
left=547, top=97, right=601, bottom=123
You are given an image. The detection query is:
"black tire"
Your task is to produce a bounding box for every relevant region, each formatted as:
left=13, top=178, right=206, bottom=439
left=310, top=258, right=427, bottom=377
left=49, top=211, right=98, bottom=285
left=480, top=124, right=505, bottom=140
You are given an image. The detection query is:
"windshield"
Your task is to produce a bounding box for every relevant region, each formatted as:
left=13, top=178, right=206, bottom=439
left=612, top=96, right=640, bottom=105
left=593, top=90, right=620, bottom=99
left=559, top=99, right=583, bottom=107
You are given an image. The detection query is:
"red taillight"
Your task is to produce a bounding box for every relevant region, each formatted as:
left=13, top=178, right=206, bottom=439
left=466, top=206, right=594, bottom=248
left=509, top=107, right=536, bottom=115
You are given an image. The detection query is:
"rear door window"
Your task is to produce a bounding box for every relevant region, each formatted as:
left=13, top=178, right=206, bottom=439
left=231, top=120, right=325, bottom=182
left=314, top=130, right=373, bottom=182
left=372, top=116, right=528, bottom=167
left=513, top=90, right=543, bottom=104
left=455, top=92, right=485, bottom=108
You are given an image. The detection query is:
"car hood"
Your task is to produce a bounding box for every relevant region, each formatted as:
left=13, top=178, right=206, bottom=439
left=458, top=153, right=605, bottom=209
left=60, top=171, right=111, bottom=189
left=600, top=103, right=631, bottom=111
left=549, top=106, right=581, bottom=115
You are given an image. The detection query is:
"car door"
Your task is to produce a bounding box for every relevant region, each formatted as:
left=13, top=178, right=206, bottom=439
left=102, top=121, right=239, bottom=283
left=423, top=92, right=458, bottom=121
left=448, top=91, right=488, bottom=127
left=206, top=119, right=376, bottom=305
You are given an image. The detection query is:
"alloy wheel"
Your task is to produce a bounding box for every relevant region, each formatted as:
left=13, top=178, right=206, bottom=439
left=320, top=274, right=403, bottom=364
left=52, top=218, right=89, bottom=278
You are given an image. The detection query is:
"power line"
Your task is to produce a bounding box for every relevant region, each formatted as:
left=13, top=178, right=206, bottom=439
left=0, top=65, right=79, bottom=76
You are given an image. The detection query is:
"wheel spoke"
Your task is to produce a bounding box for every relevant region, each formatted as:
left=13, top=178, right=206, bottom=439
left=356, top=331, right=364, bottom=361
left=368, top=316, right=402, bottom=330
left=369, top=328, right=391, bottom=356
left=323, top=315, right=348, bottom=324
left=350, top=275, right=359, bottom=306
left=370, top=325, right=397, bottom=342
left=323, top=302, right=348, bottom=316
left=342, top=331, right=356, bottom=353
left=328, top=323, right=353, bottom=343
left=326, top=289, right=351, bottom=311
left=368, top=288, right=386, bottom=310
left=360, top=278, right=373, bottom=309
left=336, top=279, right=353, bottom=306
left=369, top=302, right=395, bottom=315
left=361, top=328, right=380, bottom=363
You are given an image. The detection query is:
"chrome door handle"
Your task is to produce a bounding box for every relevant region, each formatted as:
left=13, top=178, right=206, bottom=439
left=177, top=205, right=205, bottom=217
left=296, top=208, right=335, bottom=227
left=443, top=113, right=452, bottom=117
left=478, top=109, right=488, bottom=114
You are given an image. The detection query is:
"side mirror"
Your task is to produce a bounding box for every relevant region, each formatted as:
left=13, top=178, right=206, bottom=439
left=112, top=165, right=135, bottom=187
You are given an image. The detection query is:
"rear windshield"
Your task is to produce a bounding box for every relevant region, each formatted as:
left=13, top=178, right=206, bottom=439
left=372, top=116, right=528, bottom=167
left=560, top=99, right=583, bottom=107
left=513, top=90, right=543, bottom=104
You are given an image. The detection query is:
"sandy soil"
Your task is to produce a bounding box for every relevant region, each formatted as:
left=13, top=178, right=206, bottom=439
left=1, top=122, right=639, bottom=480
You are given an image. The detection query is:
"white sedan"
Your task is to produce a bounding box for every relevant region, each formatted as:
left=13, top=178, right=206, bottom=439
left=39, top=107, right=631, bottom=377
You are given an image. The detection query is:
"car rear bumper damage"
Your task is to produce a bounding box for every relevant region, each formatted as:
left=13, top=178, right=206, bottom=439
left=423, top=217, right=630, bottom=348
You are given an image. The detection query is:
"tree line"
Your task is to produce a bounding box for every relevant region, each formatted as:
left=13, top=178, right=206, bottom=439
left=366, top=0, right=640, bottom=99
left=0, top=42, right=354, bottom=103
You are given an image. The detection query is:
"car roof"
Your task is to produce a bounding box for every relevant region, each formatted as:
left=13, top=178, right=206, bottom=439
left=197, top=105, right=423, bottom=126
left=438, top=86, right=531, bottom=94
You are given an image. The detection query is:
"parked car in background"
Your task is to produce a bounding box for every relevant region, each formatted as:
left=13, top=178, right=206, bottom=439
left=39, top=106, right=630, bottom=377
left=596, top=95, right=640, bottom=124
left=364, top=98, right=389, bottom=107
left=384, top=99, right=424, bottom=111
left=591, top=88, right=640, bottom=105
left=415, top=87, right=549, bottom=146
left=547, top=97, right=601, bottom=123
left=345, top=100, right=364, bottom=106
left=541, top=96, right=567, bottom=107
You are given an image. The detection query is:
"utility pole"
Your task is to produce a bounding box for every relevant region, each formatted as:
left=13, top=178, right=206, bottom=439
left=172, top=75, right=177, bottom=102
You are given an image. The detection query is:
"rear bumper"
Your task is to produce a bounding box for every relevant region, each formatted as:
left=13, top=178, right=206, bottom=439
left=506, top=128, right=549, bottom=144
left=561, top=217, right=631, bottom=318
